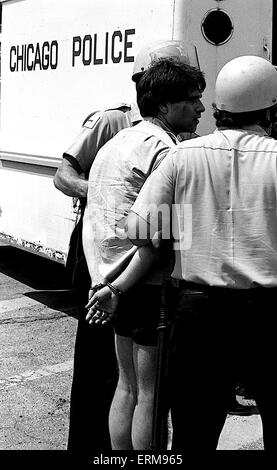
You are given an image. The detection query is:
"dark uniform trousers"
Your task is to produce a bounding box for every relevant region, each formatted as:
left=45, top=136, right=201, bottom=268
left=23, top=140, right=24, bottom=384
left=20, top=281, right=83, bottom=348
left=168, top=283, right=277, bottom=452
left=67, top=287, right=118, bottom=453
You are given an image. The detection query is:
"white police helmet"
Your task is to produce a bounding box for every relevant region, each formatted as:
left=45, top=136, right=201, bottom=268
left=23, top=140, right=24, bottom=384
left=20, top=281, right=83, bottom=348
left=215, top=55, right=277, bottom=113
left=132, top=39, right=200, bottom=82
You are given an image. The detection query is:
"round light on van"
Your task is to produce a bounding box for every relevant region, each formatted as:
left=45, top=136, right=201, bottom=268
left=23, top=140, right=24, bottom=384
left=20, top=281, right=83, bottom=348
left=201, top=9, right=233, bottom=46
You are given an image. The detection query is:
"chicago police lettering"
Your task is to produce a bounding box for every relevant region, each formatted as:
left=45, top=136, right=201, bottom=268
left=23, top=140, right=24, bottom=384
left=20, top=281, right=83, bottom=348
left=9, top=28, right=135, bottom=72
left=10, top=41, right=58, bottom=72
left=72, top=29, right=135, bottom=66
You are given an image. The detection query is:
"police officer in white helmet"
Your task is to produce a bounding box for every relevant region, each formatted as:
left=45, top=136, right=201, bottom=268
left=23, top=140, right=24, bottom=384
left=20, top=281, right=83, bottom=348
left=127, top=55, right=277, bottom=451
left=53, top=39, right=200, bottom=453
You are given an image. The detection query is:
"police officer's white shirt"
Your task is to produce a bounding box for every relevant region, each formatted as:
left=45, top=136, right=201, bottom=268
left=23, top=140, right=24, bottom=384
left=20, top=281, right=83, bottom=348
left=131, top=125, right=277, bottom=289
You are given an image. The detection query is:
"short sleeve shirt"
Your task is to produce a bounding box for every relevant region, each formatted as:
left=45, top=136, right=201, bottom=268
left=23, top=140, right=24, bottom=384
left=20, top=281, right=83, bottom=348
left=132, top=125, right=277, bottom=289
left=64, top=103, right=141, bottom=176
left=83, top=118, right=178, bottom=285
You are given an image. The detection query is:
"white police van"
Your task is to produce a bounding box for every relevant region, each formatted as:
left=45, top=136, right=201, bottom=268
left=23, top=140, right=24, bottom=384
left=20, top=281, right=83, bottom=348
left=0, top=0, right=275, bottom=261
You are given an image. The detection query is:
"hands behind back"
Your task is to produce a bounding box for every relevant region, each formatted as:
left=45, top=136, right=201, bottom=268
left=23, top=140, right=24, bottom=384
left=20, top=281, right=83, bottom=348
left=85, top=284, right=119, bottom=326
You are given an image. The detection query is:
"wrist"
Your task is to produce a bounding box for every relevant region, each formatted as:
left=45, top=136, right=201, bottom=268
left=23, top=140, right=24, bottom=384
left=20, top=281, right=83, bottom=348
left=89, top=283, right=106, bottom=294
left=106, top=282, right=123, bottom=297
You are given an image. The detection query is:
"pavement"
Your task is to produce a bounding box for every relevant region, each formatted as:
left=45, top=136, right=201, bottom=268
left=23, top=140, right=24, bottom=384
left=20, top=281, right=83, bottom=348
left=0, top=244, right=78, bottom=451
left=165, top=397, right=263, bottom=451
left=218, top=407, right=263, bottom=450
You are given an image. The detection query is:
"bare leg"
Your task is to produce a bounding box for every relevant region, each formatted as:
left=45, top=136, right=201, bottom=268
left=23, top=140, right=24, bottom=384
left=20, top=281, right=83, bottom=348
left=132, top=343, right=157, bottom=450
left=109, top=335, right=137, bottom=449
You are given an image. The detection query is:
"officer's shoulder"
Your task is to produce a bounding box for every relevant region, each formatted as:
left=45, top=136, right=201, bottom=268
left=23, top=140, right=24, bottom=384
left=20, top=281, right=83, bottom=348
left=82, top=103, right=132, bottom=129
left=263, top=134, right=277, bottom=152
left=177, top=134, right=209, bottom=149
left=105, top=102, right=132, bottom=112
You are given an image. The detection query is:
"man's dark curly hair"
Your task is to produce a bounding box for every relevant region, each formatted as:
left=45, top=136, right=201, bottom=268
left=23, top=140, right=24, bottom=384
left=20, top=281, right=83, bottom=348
left=136, top=58, right=206, bottom=117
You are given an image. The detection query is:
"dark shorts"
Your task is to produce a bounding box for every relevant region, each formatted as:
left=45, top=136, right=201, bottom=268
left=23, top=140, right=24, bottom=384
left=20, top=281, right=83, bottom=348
left=113, top=284, right=162, bottom=346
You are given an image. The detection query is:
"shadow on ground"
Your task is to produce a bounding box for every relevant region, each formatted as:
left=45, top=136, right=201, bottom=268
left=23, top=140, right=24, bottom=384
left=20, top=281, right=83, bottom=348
left=0, top=245, right=71, bottom=290
left=0, top=245, right=81, bottom=318
left=25, top=290, right=80, bottom=319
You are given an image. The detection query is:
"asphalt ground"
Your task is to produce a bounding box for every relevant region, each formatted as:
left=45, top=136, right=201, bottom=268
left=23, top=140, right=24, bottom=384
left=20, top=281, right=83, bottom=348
left=0, top=242, right=78, bottom=451
left=0, top=241, right=265, bottom=457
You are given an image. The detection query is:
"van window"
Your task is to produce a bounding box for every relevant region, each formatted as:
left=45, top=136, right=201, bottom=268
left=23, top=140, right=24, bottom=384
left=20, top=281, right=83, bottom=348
left=201, top=9, right=233, bottom=46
